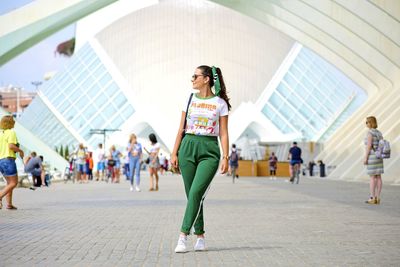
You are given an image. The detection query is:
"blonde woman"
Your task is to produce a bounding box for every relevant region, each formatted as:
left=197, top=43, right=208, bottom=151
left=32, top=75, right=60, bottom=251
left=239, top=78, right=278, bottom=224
left=0, top=115, right=24, bottom=210
left=127, top=133, right=142, bottom=192
left=364, top=116, right=384, bottom=204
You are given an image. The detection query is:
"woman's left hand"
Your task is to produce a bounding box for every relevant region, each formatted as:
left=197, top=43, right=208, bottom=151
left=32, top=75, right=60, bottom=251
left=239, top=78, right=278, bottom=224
left=220, top=159, right=228, bottom=174
left=363, top=159, right=368, bottom=165
left=19, top=150, right=24, bottom=160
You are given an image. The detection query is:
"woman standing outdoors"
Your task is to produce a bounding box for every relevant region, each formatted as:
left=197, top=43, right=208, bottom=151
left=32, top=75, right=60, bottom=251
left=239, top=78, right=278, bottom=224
left=127, top=133, right=142, bottom=192
left=171, top=65, right=230, bottom=253
left=269, top=152, right=278, bottom=180
left=0, top=115, right=24, bottom=210
left=145, top=133, right=160, bottom=191
left=364, top=116, right=384, bottom=204
left=110, top=145, right=122, bottom=183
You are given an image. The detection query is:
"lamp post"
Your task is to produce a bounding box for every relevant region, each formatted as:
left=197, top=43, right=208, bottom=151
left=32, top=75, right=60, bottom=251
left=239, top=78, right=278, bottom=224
left=89, top=129, right=121, bottom=152
left=31, top=81, right=42, bottom=91
left=15, top=86, right=21, bottom=117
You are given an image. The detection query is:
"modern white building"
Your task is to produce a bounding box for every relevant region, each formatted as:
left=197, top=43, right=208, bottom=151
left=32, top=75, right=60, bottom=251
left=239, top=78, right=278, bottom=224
left=13, top=0, right=399, bottom=183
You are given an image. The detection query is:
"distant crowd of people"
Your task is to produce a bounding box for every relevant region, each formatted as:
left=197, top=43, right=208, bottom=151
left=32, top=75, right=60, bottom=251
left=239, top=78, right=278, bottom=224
left=66, top=133, right=171, bottom=192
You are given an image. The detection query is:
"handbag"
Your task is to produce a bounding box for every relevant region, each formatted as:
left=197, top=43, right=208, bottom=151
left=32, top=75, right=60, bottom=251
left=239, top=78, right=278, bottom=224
left=172, top=93, right=193, bottom=174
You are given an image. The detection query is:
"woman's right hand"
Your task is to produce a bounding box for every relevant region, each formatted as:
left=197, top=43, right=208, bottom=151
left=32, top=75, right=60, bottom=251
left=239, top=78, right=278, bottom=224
left=171, top=154, right=178, bottom=168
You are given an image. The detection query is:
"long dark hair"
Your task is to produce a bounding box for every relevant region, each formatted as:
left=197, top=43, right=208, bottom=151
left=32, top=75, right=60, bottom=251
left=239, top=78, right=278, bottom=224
left=197, top=65, right=231, bottom=111
left=149, top=133, right=158, bottom=144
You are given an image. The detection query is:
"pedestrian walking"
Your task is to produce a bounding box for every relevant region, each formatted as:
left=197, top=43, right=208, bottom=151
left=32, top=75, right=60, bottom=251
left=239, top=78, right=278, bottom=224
left=87, top=152, right=94, bottom=181
left=171, top=65, right=230, bottom=253
left=123, top=154, right=130, bottom=181
left=144, top=133, right=160, bottom=191
left=159, top=153, right=167, bottom=175
left=229, top=144, right=239, bottom=183
left=269, top=152, right=278, bottom=180
left=110, top=145, right=122, bottom=183
left=288, top=142, right=302, bottom=184
left=74, top=143, right=87, bottom=183
left=0, top=115, right=24, bottom=210
left=364, top=116, right=384, bottom=204
left=94, top=143, right=105, bottom=181
left=308, top=160, right=315, bottom=176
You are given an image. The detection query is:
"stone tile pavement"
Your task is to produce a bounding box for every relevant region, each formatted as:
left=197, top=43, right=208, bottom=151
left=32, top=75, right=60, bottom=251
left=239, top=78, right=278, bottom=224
left=1, top=173, right=400, bottom=266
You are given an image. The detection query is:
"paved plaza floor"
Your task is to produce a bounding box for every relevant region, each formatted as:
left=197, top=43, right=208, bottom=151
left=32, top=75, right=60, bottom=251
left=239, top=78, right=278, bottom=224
left=1, top=173, right=400, bottom=267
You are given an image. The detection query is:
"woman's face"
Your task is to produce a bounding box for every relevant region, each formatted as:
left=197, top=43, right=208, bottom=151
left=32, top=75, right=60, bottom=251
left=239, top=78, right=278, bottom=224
left=191, top=68, right=208, bottom=89
left=366, top=120, right=371, bottom=129
left=130, top=135, right=136, bottom=143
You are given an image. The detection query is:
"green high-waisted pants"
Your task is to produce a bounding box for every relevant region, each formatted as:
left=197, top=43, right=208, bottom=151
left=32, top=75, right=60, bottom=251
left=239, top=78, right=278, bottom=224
left=178, top=134, right=220, bottom=235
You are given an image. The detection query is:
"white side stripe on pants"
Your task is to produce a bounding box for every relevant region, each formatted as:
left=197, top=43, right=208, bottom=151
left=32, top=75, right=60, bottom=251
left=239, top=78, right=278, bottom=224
left=190, top=184, right=212, bottom=234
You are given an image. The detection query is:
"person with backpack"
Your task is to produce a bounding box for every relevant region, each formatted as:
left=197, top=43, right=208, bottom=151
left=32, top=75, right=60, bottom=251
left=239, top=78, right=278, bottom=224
left=229, top=144, right=239, bottom=183
left=364, top=116, right=384, bottom=205
left=288, top=142, right=302, bottom=184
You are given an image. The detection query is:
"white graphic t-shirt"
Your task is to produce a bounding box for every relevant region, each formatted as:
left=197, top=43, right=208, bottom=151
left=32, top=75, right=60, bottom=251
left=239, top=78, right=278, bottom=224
left=182, top=94, right=229, bottom=136
left=149, top=143, right=160, bottom=155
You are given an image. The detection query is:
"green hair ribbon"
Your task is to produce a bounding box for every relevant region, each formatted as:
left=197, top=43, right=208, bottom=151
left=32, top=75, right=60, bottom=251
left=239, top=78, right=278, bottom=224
left=211, top=66, right=221, bottom=96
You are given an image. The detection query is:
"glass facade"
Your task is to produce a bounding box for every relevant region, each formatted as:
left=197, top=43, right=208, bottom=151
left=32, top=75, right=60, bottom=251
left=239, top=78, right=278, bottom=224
left=17, top=97, right=78, bottom=148
left=20, top=43, right=135, bottom=149
left=262, top=46, right=367, bottom=142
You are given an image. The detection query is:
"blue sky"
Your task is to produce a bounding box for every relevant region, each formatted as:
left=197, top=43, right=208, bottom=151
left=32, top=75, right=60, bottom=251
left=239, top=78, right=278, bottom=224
left=0, top=0, right=75, bottom=91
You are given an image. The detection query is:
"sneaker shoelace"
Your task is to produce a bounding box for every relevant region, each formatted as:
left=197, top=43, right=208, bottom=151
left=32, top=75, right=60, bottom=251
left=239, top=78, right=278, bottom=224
left=178, top=237, right=187, bottom=246
left=196, top=238, right=205, bottom=247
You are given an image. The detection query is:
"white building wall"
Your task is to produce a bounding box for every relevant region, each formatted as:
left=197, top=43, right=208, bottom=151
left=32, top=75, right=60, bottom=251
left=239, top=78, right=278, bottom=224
left=95, top=0, right=294, bottom=150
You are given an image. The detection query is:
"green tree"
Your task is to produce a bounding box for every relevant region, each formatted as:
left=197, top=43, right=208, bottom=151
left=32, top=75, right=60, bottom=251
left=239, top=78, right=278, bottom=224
left=64, top=145, right=69, bottom=160
left=55, top=146, right=58, bottom=154
left=60, top=145, right=64, bottom=158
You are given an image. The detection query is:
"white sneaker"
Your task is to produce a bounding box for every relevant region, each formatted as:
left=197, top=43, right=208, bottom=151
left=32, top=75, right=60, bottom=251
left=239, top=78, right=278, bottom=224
left=135, top=186, right=141, bottom=192
left=130, top=186, right=133, bottom=191
left=174, top=235, right=188, bottom=253
left=194, top=238, right=206, bottom=251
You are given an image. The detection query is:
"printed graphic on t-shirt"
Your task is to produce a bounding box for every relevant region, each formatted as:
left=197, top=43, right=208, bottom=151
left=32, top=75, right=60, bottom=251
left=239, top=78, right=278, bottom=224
left=184, top=95, right=228, bottom=136
left=188, top=102, right=218, bottom=134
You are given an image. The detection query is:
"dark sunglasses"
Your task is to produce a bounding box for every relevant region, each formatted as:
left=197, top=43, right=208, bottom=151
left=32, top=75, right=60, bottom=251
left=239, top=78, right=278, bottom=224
left=192, top=74, right=206, bottom=80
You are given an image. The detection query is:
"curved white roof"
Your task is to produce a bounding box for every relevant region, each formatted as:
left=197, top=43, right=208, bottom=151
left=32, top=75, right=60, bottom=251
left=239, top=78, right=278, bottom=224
left=95, top=0, right=294, bottom=150
left=210, top=0, right=399, bottom=182
left=14, top=0, right=400, bottom=182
